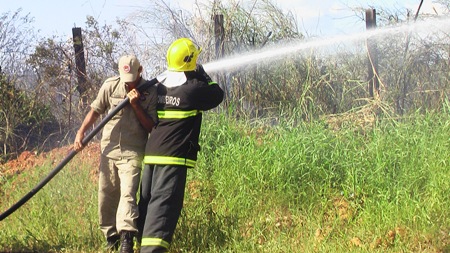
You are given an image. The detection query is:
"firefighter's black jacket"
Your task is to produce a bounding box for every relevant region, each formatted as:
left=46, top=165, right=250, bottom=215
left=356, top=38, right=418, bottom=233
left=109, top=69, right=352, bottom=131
left=143, top=66, right=224, bottom=167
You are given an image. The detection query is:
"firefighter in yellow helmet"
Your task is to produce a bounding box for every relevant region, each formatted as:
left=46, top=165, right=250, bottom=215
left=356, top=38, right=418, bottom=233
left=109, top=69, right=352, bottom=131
left=137, top=38, right=224, bottom=253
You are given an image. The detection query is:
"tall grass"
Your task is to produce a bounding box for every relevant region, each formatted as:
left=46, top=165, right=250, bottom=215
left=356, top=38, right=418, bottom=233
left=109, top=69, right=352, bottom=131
left=0, top=152, right=101, bottom=252
left=1, top=110, right=449, bottom=252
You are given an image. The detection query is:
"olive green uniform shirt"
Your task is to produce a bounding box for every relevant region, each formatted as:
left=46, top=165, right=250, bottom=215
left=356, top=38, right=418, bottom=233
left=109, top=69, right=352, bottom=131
left=91, top=76, right=157, bottom=159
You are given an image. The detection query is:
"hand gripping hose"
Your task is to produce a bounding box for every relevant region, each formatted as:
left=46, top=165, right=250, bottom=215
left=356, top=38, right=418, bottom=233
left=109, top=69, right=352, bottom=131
left=0, top=76, right=162, bottom=221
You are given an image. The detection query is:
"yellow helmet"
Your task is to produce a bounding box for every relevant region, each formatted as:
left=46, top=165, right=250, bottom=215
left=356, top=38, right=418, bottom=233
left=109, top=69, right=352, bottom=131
left=166, top=38, right=202, bottom=72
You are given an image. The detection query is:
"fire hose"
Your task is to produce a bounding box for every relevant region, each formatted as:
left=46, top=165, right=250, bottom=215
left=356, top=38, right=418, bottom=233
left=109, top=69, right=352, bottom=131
left=0, top=75, right=163, bottom=221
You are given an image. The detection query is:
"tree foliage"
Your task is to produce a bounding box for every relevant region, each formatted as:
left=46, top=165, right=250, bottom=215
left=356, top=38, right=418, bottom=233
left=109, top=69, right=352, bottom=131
left=0, top=10, right=137, bottom=161
left=0, top=9, right=36, bottom=77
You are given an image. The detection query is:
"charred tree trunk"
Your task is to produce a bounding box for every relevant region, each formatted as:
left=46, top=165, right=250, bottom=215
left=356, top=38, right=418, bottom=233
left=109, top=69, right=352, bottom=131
left=72, top=27, right=88, bottom=105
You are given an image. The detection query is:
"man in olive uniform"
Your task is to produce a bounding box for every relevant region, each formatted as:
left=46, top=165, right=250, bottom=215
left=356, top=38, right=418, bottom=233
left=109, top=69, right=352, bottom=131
left=74, top=55, right=157, bottom=253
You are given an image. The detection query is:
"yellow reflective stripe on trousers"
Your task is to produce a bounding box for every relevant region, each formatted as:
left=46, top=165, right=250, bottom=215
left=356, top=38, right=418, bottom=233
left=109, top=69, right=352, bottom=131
left=209, top=81, right=217, bottom=85
left=141, top=237, right=170, bottom=249
left=157, top=110, right=201, bottom=119
left=144, top=155, right=196, bottom=167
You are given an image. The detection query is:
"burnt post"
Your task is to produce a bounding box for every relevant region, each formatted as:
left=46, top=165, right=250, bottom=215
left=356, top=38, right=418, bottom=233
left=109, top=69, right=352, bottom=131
left=214, top=14, right=228, bottom=101
left=366, top=9, right=379, bottom=98
left=72, top=27, right=88, bottom=103
left=214, top=14, right=225, bottom=59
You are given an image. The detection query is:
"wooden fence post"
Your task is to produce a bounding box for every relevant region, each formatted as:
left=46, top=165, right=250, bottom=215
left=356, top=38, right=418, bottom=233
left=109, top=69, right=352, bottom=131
left=214, top=14, right=229, bottom=101
left=214, top=14, right=224, bottom=59
left=72, top=27, right=88, bottom=104
left=365, top=9, right=379, bottom=98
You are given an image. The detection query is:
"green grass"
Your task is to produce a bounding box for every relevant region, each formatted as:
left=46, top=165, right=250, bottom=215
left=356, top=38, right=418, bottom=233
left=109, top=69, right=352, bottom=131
left=1, top=111, right=449, bottom=252
left=0, top=152, right=101, bottom=252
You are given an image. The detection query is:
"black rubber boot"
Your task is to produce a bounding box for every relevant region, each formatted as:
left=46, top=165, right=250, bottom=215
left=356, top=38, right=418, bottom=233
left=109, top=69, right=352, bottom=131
left=105, top=235, right=120, bottom=252
left=120, top=231, right=134, bottom=253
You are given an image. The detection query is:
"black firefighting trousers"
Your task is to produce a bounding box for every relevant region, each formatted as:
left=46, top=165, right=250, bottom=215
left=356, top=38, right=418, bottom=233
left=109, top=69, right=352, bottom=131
left=137, top=164, right=187, bottom=253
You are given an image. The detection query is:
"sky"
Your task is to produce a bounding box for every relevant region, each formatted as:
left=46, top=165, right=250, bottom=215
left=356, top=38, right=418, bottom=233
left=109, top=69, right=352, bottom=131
left=2, top=0, right=445, bottom=40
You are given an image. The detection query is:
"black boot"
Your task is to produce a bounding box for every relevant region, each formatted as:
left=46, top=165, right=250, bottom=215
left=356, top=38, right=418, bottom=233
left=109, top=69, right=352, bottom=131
left=120, top=231, right=134, bottom=253
left=105, top=235, right=120, bottom=252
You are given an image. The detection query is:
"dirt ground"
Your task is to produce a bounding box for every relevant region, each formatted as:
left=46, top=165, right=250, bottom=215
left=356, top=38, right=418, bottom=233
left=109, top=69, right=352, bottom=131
left=0, top=142, right=101, bottom=179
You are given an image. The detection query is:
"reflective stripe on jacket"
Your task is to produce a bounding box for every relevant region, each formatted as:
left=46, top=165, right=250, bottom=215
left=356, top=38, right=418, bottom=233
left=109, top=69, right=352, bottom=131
left=143, top=155, right=196, bottom=167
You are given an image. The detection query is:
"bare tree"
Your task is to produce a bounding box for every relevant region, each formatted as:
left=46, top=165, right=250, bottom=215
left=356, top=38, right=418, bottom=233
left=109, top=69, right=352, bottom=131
left=0, top=9, right=37, bottom=85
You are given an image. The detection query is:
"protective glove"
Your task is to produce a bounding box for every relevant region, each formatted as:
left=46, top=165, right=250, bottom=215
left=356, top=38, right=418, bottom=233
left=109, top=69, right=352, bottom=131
left=195, top=64, right=212, bottom=82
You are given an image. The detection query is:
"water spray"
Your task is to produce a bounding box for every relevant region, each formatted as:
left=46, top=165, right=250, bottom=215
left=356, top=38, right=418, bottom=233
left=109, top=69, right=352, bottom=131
left=202, top=16, right=450, bottom=74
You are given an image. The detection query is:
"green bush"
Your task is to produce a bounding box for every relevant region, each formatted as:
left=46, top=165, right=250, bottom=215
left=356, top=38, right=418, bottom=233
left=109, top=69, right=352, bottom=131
left=0, top=74, right=60, bottom=162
